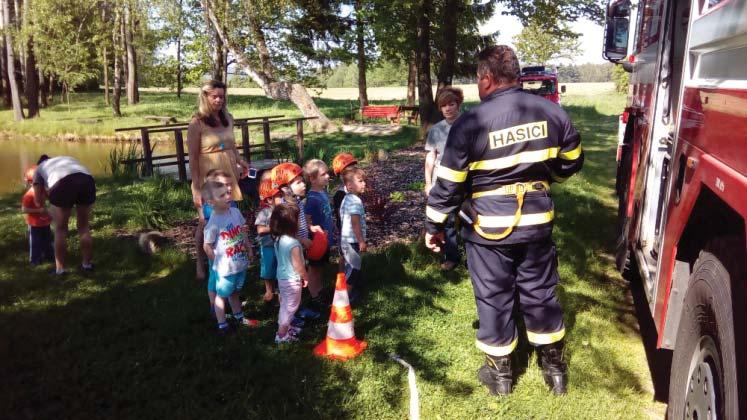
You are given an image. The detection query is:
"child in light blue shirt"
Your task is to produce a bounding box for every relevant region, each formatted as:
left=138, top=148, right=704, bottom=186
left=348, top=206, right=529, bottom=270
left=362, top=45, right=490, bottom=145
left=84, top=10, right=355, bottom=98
left=270, top=203, right=308, bottom=344
left=339, top=167, right=367, bottom=303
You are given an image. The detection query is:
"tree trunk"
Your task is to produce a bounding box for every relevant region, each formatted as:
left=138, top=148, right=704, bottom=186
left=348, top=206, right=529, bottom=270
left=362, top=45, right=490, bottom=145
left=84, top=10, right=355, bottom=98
left=407, top=50, right=417, bottom=106
left=355, top=0, right=368, bottom=107
left=202, top=0, right=332, bottom=131
left=24, top=36, right=39, bottom=117
left=39, top=70, right=48, bottom=107
left=111, top=6, right=122, bottom=117
left=103, top=46, right=109, bottom=105
left=2, top=0, right=23, bottom=120
left=176, top=0, right=182, bottom=98
left=416, top=0, right=436, bottom=131
left=436, top=0, right=457, bottom=93
left=124, top=2, right=138, bottom=105
left=1, top=36, right=11, bottom=108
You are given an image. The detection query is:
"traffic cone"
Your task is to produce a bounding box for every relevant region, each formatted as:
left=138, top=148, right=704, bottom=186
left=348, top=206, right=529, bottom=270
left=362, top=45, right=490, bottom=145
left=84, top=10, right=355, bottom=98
left=313, top=272, right=367, bottom=360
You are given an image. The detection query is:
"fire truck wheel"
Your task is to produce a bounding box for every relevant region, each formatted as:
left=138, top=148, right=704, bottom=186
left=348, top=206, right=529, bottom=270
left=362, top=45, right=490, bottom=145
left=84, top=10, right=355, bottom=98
left=667, top=239, right=740, bottom=420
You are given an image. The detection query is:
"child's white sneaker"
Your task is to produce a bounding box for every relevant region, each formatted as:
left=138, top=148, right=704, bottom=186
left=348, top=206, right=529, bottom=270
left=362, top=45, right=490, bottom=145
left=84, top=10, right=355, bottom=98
left=289, top=325, right=302, bottom=336
left=275, top=332, right=299, bottom=344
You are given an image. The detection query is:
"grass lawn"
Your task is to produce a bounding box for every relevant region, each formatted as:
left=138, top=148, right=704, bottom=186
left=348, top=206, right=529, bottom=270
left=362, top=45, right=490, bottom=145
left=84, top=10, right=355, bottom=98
left=0, top=92, right=666, bottom=418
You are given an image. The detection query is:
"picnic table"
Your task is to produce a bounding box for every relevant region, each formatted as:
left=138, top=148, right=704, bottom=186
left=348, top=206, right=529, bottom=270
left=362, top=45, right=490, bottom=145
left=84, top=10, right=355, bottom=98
left=360, top=104, right=420, bottom=125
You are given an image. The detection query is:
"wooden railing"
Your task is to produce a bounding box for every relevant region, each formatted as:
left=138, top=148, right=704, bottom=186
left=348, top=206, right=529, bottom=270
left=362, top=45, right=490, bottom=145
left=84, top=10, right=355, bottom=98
left=114, top=115, right=317, bottom=181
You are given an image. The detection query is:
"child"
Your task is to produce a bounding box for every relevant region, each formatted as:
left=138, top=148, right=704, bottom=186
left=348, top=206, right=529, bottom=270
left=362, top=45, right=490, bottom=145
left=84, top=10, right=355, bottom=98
left=331, top=153, right=358, bottom=236
left=339, top=167, right=367, bottom=303
left=255, top=172, right=282, bottom=303
left=270, top=203, right=308, bottom=344
left=201, top=169, right=240, bottom=319
left=271, top=162, right=321, bottom=320
left=202, top=181, right=254, bottom=333
left=303, top=159, right=335, bottom=309
left=20, top=166, right=54, bottom=265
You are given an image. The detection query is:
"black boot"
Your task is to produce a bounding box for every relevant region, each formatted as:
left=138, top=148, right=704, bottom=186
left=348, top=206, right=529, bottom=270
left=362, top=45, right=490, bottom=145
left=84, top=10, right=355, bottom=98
left=538, top=341, right=568, bottom=395
left=477, top=354, right=513, bottom=396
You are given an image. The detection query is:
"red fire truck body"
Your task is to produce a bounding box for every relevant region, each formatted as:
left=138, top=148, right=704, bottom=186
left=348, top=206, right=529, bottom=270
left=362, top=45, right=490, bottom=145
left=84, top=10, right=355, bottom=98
left=604, top=0, right=746, bottom=418
left=519, top=66, right=564, bottom=105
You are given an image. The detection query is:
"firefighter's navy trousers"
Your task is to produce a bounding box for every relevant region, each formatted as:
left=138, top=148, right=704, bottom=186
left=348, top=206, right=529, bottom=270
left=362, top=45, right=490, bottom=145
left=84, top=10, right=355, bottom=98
left=465, top=237, right=565, bottom=356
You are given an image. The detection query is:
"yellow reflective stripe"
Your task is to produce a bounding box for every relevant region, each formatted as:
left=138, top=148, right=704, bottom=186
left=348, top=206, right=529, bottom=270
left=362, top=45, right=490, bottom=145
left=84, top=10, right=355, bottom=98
left=436, top=165, right=468, bottom=183
left=469, top=147, right=560, bottom=171
left=527, top=328, right=566, bottom=345
left=471, top=181, right=550, bottom=198
left=476, top=209, right=554, bottom=228
left=559, top=145, right=582, bottom=160
left=476, top=337, right=518, bottom=357
left=426, top=206, right=448, bottom=223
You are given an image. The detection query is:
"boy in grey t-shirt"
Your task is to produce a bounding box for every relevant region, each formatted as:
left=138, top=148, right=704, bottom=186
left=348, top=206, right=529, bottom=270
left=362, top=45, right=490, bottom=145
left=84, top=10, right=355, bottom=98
left=339, top=167, right=367, bottom=304
left=424, top=87, right=464, bottom=271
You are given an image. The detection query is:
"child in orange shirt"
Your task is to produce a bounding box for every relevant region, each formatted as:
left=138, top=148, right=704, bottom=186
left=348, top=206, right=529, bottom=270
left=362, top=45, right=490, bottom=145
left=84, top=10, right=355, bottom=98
left=21, top=166, right=54, bottom=265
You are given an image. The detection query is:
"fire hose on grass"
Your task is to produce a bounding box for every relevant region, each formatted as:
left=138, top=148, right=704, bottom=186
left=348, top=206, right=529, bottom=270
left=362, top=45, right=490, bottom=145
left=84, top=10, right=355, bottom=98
left=390, top=354, right=420, bottom=420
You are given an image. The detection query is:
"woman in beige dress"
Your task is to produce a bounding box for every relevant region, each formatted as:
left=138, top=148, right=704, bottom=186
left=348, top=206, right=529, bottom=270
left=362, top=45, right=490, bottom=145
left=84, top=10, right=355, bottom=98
left=188, top=80, right=250, bottom=280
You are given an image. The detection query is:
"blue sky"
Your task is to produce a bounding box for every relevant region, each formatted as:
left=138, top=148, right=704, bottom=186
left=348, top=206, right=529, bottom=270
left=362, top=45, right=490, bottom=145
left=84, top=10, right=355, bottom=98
left=480, top=6, right=607, bottom=64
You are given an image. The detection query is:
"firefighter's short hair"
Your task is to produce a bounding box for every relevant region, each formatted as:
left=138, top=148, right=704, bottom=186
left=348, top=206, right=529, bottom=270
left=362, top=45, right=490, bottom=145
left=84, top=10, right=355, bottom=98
left=477, top=45, right=520, bottom=85
left=436, top=87, right=464, bottom=108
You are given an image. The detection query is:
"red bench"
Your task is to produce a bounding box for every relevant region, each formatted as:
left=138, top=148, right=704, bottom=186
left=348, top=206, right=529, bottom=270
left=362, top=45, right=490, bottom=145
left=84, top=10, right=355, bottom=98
left=361, top=105, right=401, bottom=124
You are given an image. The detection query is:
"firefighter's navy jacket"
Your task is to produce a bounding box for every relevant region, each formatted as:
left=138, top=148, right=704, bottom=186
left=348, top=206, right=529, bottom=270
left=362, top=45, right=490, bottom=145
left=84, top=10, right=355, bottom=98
left=425, top=85, right=584, bottom=245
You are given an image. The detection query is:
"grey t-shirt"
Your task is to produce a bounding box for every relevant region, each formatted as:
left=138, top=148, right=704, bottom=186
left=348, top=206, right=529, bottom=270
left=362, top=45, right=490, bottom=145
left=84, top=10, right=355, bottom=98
left=424, top=119, right=453, bottom=168
left=254, top=206, right=274, bottom=248
left=33, top=156, right=91, bottom=190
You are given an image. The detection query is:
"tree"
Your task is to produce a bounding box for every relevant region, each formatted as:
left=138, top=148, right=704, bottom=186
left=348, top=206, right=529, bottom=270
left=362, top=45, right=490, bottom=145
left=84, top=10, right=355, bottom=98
left=416, top=0, right=437, bottom=127
left=513, top=20, right=581, bottom=65
left=123, top=1, right=139, bottom=104
left=2, top=0, right=23, bottom=120
left=22, top=0, right=40, bottom=118
left=201, top=0, right=335, bottom=131
left=354, top=0, right=368, bottom=106
left=611, top=63, right=628, bottom=93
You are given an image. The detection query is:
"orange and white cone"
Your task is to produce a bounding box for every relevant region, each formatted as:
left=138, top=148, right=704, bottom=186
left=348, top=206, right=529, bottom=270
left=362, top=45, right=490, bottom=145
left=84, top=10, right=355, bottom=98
left=313, top=272, right=367, bottom=360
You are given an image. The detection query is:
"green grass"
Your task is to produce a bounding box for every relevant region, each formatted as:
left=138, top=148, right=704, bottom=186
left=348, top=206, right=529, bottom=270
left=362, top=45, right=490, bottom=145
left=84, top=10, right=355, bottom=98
left=0, top=92, right=665, bottom=418
left=0, top=91, right=373, bottom=138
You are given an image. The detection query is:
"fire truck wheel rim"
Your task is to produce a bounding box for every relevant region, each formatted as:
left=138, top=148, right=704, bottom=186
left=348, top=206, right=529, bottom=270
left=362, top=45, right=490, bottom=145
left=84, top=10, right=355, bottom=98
left=684, top=335, right=721, bottom=420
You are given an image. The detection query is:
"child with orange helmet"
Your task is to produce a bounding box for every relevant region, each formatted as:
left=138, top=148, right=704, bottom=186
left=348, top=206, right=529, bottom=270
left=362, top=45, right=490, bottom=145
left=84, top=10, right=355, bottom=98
left=21, top=166, right=54, bottom=265
left=331, top=152, right=358, bottom=235
left=255, top=171, right=282, bottom=303
left=271, top=162, right=323, bottom=321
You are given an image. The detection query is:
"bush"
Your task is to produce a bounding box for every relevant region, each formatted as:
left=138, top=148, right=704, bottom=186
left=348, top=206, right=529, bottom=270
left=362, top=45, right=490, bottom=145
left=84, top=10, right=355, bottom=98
left=611, top=64, right=629, bottom=93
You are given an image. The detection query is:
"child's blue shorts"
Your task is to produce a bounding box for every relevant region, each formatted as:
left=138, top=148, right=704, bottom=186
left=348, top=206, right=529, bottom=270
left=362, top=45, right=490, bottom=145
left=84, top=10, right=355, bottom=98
left=207, top=262, right=218, bottom=294
left=215, top=271, right=246, bottom=298
left=259, top=245, right=277, bottom=280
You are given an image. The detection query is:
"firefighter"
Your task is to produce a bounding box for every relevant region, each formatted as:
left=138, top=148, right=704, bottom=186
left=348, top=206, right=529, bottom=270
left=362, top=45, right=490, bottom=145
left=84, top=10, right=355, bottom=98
left=425, top=45, right=583, bottom=396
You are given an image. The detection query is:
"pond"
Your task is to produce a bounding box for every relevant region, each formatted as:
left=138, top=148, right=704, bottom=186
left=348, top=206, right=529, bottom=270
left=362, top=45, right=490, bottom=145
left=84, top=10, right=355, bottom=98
left=0, top=139, right=136, bottom=195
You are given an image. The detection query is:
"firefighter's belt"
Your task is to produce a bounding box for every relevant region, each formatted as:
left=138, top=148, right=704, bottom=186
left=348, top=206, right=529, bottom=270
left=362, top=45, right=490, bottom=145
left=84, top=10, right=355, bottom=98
left=472, top=181, right=550, bottom=240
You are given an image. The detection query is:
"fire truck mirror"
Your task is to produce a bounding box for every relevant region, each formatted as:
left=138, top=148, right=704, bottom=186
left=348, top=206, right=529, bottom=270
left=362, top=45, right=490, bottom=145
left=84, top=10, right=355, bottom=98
left=604, top=17, right=629, bottom=60
left=560, top=85, right=566, bottom=94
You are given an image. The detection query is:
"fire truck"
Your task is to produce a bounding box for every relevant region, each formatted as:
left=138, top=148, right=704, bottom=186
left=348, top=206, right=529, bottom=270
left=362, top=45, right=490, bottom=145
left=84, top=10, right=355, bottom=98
left=519, top=66, right=565, bottom=105
left=603, top=0, right=746, bottom=418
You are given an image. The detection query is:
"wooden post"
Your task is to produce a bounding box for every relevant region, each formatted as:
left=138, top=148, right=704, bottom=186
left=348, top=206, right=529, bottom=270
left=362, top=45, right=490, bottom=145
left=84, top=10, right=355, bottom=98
left=141, top=128, right=153, bottom=176
left=174, top=129, right=187, bottom=182
left=240, top=123, right=250, bottom=163
left=262, top=118, right=272, bottom=159
left=295, top=119, right=304, bottom=164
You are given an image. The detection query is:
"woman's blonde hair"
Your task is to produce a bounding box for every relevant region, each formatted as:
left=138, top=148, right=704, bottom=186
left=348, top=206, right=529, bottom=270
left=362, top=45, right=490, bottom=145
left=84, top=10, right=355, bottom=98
left=195, top=80, right=229, bottom=127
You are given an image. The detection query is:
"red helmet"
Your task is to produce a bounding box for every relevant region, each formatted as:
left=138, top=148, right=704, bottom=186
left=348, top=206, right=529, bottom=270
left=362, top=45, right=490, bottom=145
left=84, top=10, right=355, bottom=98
left=24, top=165, right=37, bottom=183
left=332, top=152, right=357, bottom=176
left=258, top=177, right=279, bottom=201
left=271, top=162, right=303, bottom=189
left=306, top=230, right=329, bottom=261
